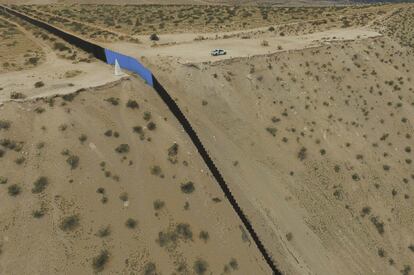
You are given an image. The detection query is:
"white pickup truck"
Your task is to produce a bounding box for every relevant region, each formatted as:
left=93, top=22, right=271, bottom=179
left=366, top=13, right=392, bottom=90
left=211, top=49, right=227, bottom=56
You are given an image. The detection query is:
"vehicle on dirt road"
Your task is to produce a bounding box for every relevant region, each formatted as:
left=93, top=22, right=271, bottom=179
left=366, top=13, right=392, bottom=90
left=211, top=49, right=227, bottom=56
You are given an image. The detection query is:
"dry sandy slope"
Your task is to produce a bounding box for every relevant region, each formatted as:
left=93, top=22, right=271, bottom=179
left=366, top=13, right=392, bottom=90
left=0, top=77, right=270, bottom=274
left=149, top=36, right=414, bottom=274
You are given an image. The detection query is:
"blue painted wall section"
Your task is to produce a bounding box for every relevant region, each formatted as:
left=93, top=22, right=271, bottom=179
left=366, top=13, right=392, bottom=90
left=104, top=48, right=153, bottom=87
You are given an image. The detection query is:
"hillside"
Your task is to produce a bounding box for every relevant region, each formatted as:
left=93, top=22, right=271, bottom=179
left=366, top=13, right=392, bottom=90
left=0, top=78, right=270, bottom=274
left=151, top=35, right=414, bottom=274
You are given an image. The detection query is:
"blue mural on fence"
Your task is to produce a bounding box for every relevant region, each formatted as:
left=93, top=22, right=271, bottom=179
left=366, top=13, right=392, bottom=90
left=104, top=48, right=153, bottom=87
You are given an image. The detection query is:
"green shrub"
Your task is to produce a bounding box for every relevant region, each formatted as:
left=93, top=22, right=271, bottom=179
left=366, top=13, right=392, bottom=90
left=229, top=258, right=238, bottom=270
left=119, top=192, right=128, bottom=202
left=153, top=199, right=165, bottom=210
left=8, top=184, right=21, bottom=196
left=0, top=120, right=11, bottom=130
left=147, top=122, right=156, bottom=131
left=144, top=262, right=157, bottom=275
left=143, top=111, right=151, bottom=121
left=34, top=107, right=45, bottom=114
left=60, top=215, right=80, bottom=231
left=370, top=216, right=385, bottom=235
left=352, top=173, right=360, bottom=181
left=126, top=99, right=139, bottom=109
left=150, top=165, right=162, bottom=176
left=67, top=155, right=79, bottom=169
left=125, top=218, right=137, bottom=229
left=32, top=209, right=45, bottom=218
left=298, top=147, right=307, bottom=161
left=62, top=93, right=76, bottom=101
left=92, top=250, right=109, bottom=272
left=105, top=97, right=119, bottom=105
left=79, top=134, right=87, bottom=144
left=96, top=226, right=111, bottom=238
left=34, top=81, right=44, bottom=88
left=193, top=259, right=208, bottom=275
left=115, top=144, right=130, bottom=154
left=199, top=230, right=209, bottom=242
left=157, top=230, right=178, bottom=247
left=168, top=143, right=179, bottom=157
left=27, top=57, right=39, bottom=65
left=0, top=176, right=7, bottom=184
left=15, top=156, right=26, bottom=165
left=133, top=126, right=145, bottom=140
left=361, top=206, right=371, bottom=217
left=181, top=181, right=195, bottom=194
left=1, top=139, right=23, bottom=151
left=378, top=248, right=386, bottom=257
left=401, top=265, right=411, bottom=275
left=266, top=127, right=277, bottom=136
left=32, top=176, right=49, bottom=193
left=176, top=223, right=192, bottom=240
left=59, top=124, right=68, bottom=131
left=133, top=126, right=143, bottom=134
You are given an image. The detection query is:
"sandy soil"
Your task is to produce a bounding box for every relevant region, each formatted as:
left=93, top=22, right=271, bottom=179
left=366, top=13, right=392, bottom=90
left=0, top=53, right=124, bottom=103
left=1, top=3, right=414, bottom=275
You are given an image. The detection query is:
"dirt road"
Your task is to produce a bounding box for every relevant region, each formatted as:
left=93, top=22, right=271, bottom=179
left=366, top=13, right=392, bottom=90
left=107, top=28, right=381, bottom=64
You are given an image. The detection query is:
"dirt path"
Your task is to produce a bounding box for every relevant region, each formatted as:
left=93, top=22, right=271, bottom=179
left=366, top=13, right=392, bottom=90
left=108, top=28, right=381, bottom=64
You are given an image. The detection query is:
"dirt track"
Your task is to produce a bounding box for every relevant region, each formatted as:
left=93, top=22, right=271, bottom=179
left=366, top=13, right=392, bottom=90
left=108, top=28, right=381, bottom=64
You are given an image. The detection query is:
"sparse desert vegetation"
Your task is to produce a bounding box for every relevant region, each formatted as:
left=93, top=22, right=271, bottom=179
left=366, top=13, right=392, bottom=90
left=15, top=4, right=392, bottom=37
left=1, top=1, right=414, bottom=275
left=0, top=13, right=44, bottom=73
left=150, top=7, right=414, bottom=273
left=0, top=82, right=263, bottom=274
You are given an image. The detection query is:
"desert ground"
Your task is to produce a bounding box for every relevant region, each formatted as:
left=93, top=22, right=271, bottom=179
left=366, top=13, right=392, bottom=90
left=1, top=2, right=414, bottom=275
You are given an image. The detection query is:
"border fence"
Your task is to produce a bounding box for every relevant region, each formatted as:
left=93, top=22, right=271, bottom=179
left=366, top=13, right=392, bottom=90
left=0, top=4, right=281, bottom=274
